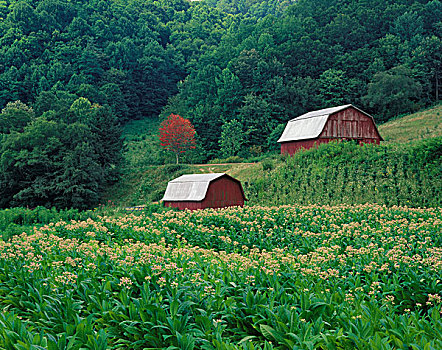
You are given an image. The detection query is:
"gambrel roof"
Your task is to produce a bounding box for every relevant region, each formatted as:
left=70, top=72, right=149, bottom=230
left=277, top=104, right=379, bottom=143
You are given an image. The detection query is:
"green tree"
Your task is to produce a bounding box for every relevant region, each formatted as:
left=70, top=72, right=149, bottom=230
left=363, top=65, right=422, bottom=122
left=0, top=100, right=34, bottom=133
left=267, top=123, right=285, bottom=152
left=318, top=69, right=351, bottom=107
left=68, top=97, right=92, bottom=123
left=414, top=36, right=442, bottom=101
left=392, top=11, right=423, bottom=41
left=86, top=104, right=123, bottom=183
left=215, top=68, right=243, bottom=119
left=219, top=119, right=244, bottom=157
left=34, top=90, right=77, bottom=120
left=237, top=93, right=275, bottom=149
left=0, top=118, right=104, bottom=209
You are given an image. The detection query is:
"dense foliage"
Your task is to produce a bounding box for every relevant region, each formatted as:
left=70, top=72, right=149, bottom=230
left=0, top=0, right=228, bottom=119
left=163, top=0, right=442, bottom=158
left=0, top=0, right=238, bottom=208
left=0, top=100, right=122, bottom=209
left=0, top=205, right=441, bottom=348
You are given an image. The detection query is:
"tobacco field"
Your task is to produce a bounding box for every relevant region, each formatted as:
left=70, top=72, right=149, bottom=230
left=0, top=204, right=441, bottom=349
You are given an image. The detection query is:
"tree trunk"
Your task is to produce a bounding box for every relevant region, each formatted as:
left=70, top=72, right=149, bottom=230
left=176, top=152, right=179, bottom=164
left=436, top=70, right=439, bottom=101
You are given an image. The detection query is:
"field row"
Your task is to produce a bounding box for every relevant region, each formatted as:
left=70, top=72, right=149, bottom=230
left=0, top=204, right=441, bottom=349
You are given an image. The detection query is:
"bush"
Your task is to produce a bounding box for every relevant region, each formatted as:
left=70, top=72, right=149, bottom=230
left=262, top=159, right=274, bottom=171
left=410, top=137, right=442, bottom=164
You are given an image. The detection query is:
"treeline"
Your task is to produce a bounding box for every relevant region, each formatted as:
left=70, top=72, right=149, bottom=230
left=165, top=0, right=442, bottom=159
left=246, top=138, right=442, bottom=208
left=0, top=99, right=122, bottom=209
left=0, top=0, right=241, bottom=119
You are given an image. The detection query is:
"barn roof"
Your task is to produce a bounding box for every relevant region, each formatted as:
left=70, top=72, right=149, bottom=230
left=277, top=104, right=379, bottom=143
left=162, top=173, right=244, bottom=202
left=277, top=105, right=352, bottom=143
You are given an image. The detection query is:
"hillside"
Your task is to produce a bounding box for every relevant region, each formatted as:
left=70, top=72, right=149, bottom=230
left=104, top=105, right=442, bottom=208
left=379, top=103, right=442, bottom=143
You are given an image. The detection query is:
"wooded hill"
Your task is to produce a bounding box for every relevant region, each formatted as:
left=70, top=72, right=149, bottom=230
left=0, top=0, right=441, bottom=209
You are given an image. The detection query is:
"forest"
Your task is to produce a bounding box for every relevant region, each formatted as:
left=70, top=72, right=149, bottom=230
left=0, top=0, right=441, bottom=209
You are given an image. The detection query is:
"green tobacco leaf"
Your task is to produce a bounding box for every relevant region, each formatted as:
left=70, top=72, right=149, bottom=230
left=246, top=291, right=254, bottom=308
left=170, top=299, right=179, bottom=317
left=66, top=334, right=77, bottom=350
left=260, top=324, right=284, bottom=343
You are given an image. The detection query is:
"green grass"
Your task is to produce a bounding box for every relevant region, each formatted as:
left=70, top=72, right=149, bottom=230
left=378, top=103, right=442, bottom=143
left=121, top=117, right=167, bottom=168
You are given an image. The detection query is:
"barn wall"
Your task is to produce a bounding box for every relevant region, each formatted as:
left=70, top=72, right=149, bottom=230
left=163, top=201, right=203, bottom=210
left=281, top=136, right=380, bottom=155
left=281, top=138, right=331, bottom=155
left=321, top=107, right=381, bottom=141
left=202, top=177, right=245, bottom=209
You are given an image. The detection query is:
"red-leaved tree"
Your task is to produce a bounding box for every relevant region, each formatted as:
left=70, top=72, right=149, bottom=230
left=159, top=114, right=196, bottom=164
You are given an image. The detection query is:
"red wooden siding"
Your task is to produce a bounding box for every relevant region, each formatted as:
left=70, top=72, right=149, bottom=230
left=281, top=138, right=332, bottom=155
left=202, top=177, right=244, bottom=209
left=163, top=175, right=245, bottom=210
left=321, top=108, right=381, bottom=140
left=164, top=201, right=204, bottom=210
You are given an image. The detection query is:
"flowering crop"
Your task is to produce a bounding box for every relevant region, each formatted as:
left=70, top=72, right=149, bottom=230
left=0, top=204, right=441, bottom=349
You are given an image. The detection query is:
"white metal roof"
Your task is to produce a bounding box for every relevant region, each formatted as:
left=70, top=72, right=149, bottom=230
left=277, top=104, right=352, bottom=143
left=293, top=105, right=352, bottom=120
left=162, top=173, right=226, bottom=201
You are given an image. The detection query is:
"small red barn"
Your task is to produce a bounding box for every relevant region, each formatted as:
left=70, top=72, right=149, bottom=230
left=162, top=173, right=246, bottom=210
left=277, top=104, right=383, bottom=155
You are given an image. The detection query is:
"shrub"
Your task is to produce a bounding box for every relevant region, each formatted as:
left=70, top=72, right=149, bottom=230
left=261, top=159, right=274, bottom=171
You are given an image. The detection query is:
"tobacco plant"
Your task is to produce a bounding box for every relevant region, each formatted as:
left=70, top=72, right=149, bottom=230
left=0, top=204, right=441, bottom=349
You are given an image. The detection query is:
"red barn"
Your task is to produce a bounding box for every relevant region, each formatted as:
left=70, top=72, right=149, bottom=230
left=162, top=173, right=246, bottom=210
left=277, top=104, right=383, bottom=155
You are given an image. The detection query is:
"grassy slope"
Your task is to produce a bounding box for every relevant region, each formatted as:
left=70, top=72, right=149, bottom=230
left=105, top=105, right=442, bottom=207
left=378, top=103, right=442, bottom=143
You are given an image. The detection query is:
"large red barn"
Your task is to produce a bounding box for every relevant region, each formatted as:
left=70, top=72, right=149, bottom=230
left=162, top=173, right=246, bottom=210
left=277, top=104, right=383, bottom=155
